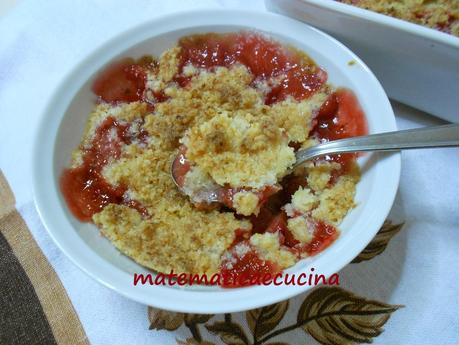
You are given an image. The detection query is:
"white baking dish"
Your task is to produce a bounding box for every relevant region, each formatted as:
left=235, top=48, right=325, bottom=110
left=266, top=0, right=459, bottom=122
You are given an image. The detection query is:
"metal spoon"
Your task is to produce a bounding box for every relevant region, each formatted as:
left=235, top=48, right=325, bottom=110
left=172, top=123, right=459, bottom=201
left=292, top=123, right=459, bottom=169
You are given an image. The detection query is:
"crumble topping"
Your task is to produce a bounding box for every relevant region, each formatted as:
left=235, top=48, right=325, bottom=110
left=311, top=174, right=359, bottom=225
left=287, top=216, right=314, bottom=244
left=250, top=232, right=297, bottom=268
left=183, top=111, right=295, bottom=189
left=290, top=187, right=318, bottom=213
left=232, top=191, right=260, bottom=216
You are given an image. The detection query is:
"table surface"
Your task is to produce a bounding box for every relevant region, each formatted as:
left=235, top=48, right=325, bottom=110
left=1, top=1, right=458, bottom=344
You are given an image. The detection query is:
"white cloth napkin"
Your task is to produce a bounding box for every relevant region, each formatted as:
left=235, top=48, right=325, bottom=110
left=1, top=1, right=459, bottom=344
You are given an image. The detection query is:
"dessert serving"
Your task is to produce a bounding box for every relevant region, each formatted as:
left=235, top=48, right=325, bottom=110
left=60, top=31, right=368, bottom=287
left=337, top=0, right=459, bottom=36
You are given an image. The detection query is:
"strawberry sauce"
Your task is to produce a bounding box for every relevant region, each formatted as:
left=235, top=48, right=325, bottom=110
left=312, top=88, right=368, bottom=177
left=92, top=58, right=147, bottom=104
left=176, top=32, right=327, bottom=104
left=60, top=117, right=148, bottom=222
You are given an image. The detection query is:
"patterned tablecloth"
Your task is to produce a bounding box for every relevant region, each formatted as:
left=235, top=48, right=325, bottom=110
left=1, top=1, right=458, bottom=344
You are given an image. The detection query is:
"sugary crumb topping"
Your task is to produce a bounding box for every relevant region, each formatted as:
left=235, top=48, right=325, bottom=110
left=250, top=232, right=296, bottom=269
left=311, top=174, right=359, bottom=225
left=291, top=187, right=318, bottom=213
left=287, top=216, right=314, bottom=244
left=183, top=111, right=295, bottom=189
left=232, top=191, right=260, bottom=216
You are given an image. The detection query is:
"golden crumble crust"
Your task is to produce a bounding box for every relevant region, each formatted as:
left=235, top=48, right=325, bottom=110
left=250, top=232, right=297, bottom=269
left=311, top=172, right=359, bottom=225
left=143, top=65, right=262, bottom=149
left=94, top=204, right=250, bottom=274
left=184, top=111, right=295, bottom=189
left=287, top=216, right=314, bottom=244
left=266, top=90, right=329, bottom=143
left=233, top=191, right=260, bottom=216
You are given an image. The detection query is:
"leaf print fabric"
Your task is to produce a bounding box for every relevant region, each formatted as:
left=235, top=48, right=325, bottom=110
left=146, top=220, right=405, bottom=344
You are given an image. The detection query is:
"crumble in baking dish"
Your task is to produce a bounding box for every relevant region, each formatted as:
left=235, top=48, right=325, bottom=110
left=337, top=0, right=459, bottom=36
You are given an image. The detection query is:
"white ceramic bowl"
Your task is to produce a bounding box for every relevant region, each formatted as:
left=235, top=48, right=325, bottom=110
left=33, top=9, right=400, bottom=313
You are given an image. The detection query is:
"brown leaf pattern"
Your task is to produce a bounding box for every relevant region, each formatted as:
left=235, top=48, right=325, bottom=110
left=150, top=287, right=402, bottom=345
left=148, top=306, right=184, bottom=331
left=297, top=287, right=403, bottom=345
left=246, top=301, right=289, bottom=341
left=185, top=314, right=214, bottom=325
left=352, top=221, right=404, bottom=263
left=205, top=321, right=250, bottom=345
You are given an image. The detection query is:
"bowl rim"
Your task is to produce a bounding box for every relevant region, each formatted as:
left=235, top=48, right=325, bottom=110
left=302, top=0, right=459, bottom=48
left=32, top=8, right=401, bottom=313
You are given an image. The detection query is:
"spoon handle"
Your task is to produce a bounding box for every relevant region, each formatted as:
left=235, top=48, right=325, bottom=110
left=295, top=123, right=459, bottom=167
